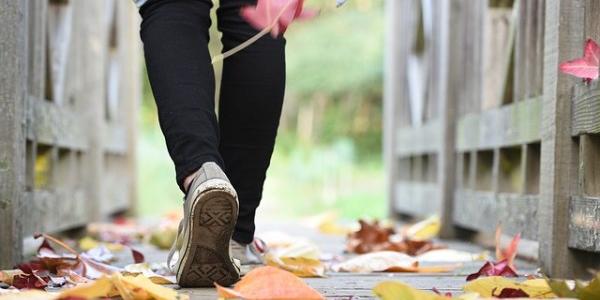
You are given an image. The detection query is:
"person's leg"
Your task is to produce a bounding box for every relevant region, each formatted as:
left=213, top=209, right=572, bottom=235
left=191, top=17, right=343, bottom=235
left=140, top=0, right=223, bottom=192
left=217, top=0, right=286, bottom=244
left=140, top=0, right=241, bottom=287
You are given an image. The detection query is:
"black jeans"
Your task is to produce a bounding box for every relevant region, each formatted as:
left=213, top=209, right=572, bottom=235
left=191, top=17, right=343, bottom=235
left=139, top=0, right=286, bottom=244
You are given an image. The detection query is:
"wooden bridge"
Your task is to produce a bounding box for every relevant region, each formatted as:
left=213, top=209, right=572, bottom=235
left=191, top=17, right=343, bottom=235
left=1, top=0, right=599, bottom=281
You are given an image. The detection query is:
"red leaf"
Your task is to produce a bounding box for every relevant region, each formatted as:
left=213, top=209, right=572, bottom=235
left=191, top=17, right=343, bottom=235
left=466, top=259, right=518, bottom=281
left=12, top=273, right=48, bottom=290
left=493, top=287, right=530, bottom=298
left=240, top=0, right=317, bottom=37
left=131, top=247, right=145, bottom=264
left=559, top=38, right=600, bottom=81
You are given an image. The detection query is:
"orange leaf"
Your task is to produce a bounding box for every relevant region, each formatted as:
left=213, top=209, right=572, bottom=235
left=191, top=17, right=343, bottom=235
left=495, top=227, right=521, bottom=267
left=215, top=266, right=324, bottom=300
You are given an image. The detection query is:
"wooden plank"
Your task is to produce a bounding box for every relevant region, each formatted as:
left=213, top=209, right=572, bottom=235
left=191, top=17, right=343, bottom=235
left=571, top=81, right=600, bottom=136
left=512, top=0, right=529, bottom=102
left=27, top=0, right=47, bottom=99
left=456, top=97, right=542, bottom=151
left=21, top=189, right=88, bottom=235
left=453, top=190, right=539, bottom=240
left=120, top=0, right=141, bottom=214
left=580, top=135, right=600, bottom=197
left=539, top=0, right=587, bottom=277
left=384, top=0, right=409, bottom=217
left=0, top=0, right=28, bottom=269
left=568, top=196, right=600, bottom=255
left=393, top=181, right=440, bottom=218
left=395, top=120, right=441, bottom=157
left=26, top=96, right=88, bottom=150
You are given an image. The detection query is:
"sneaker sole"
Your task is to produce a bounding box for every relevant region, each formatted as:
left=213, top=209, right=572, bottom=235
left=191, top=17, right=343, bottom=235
left=176, top=180, right=240, bottom=287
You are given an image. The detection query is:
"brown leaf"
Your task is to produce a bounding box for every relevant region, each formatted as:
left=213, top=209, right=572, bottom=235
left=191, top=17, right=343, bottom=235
left=347, top=220, right=444, bottom=255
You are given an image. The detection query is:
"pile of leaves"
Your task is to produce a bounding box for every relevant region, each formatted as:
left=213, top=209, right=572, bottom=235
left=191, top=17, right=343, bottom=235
left=0, top=233, right=182, bottom=300
left=346, top=218, right=444, bottom=255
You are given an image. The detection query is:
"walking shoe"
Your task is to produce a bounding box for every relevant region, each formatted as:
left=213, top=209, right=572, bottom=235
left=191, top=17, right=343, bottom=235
left=167, top=162, right=241, bottom=287
left=230, top=238, right=267, bottom=265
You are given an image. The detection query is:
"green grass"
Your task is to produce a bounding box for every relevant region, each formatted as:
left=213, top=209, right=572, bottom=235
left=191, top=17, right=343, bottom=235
left=136, top=128, right=386, bottom=220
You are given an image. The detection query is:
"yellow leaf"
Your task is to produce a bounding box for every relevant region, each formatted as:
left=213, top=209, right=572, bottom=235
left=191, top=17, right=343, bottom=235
left=78, top=237, right=99, bottom=252
left=405, top=215, right=441, bottom=241
left=463, top=276, right=557, bottom=298
left=116, top=274, right=187, bottom=300
left=123, top=263, right=176, bottom=284
left=58, top=276, right=118, bottom=299
left=0, top=270, right=24, bottom=286
left=373, top=281, right=448, bottom=300
left=265, top=253, right=326, bottom=278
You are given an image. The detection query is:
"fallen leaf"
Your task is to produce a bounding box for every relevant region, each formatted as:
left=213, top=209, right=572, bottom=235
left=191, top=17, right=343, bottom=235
left=559, top=38, right=600, bottom=81
left=495, top=227, right=521, bottom=267
left=464, top=276, right=556, bottom=298
left=0, top=270, right=25, bottom=285
left=123, top=263, right=176, bottom=284
left=240, top=0, right=318, bottom=37
left=215, top=266, right=324, bottom=299
left=494, top=287, right=529, bottom=298
left=264, top=253, right=326, bottom=278
left=405, top=216, right=441, bottom=241
left=149, top=228, right=177, bottom=250
left=347, top=220, right=444, bottom=255
left=373, top=281, right=448, bottom=300
left=58, top=276, right=117, bottom=299
left=115, top=273, right=184, bottom=300
left=332, top=251, right=417, bottom=273
left=466, top=260, right=518, bottom=281
left=548, top=272, right=600, bottom=300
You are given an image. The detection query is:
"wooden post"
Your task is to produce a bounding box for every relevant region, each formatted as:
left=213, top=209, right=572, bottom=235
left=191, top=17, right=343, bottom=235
left=0, top=0, right=28, bottom=268
left=383, top=0, right=403, bottom=217
left=539, top=0, right=587, bottom=277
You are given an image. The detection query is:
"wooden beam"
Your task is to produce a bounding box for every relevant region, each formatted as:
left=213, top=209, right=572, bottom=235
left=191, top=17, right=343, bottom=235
left=0, top=0, right=28, bottom=268
left=539, top=0, right=588, bottom=277
left=571, top=81, right=600, bottom=136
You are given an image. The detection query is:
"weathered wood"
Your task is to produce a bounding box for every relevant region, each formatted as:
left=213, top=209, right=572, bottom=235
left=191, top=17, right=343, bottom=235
left=456, top=97, right=542, bottom=151
left=580, top=135, right=600, bottom=197
left=453, top=190, right=539, bottom=240
left=539, top=0, right=587, bottom=277
left=26, top=96, right=88, bottom=150
left=568, top=196, right=600, bottom=252
left=394, top=181, right=439, bottom=218
left=383, top=0, right=405, bottom=217
left=0, top=0, right=28, bottom=269
left=395, top=120, right=441, bottom=157
left=571, top=81, right=600, bottom=136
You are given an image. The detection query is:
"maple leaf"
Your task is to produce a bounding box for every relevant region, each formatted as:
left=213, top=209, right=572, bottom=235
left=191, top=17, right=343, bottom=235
left=466, top=259, right=518, bottom=281
left=559, top=38, right=600, bottom=82
left=241, top=0, right=318, bottom=37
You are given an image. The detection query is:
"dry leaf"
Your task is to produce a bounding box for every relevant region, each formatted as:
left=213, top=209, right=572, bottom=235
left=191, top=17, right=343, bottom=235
left=373, top=281, right=448, bottom=300
left=0, top=270, right=25, bottom=286
left=264, top=253, right=326, bottom=278
left=58, top=276, right=118, bottom=299
left=495, top=227, right=520, bottom=267
left=405, top=216, right=441, bottom=241
left=466, top=260, right=517, bottom=281
left=559, top=38, right=600, bottom=81
left=215, top=266, right=324, bottom=300
left=332, top=251, right=417, bottom=273
left=464, top=276, right=556, bottom=298
left=123, top=263, right=176, bottom=284
left=548, top=272, right=600, bottom=300
left=347, top=220, right=444, bottom=255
